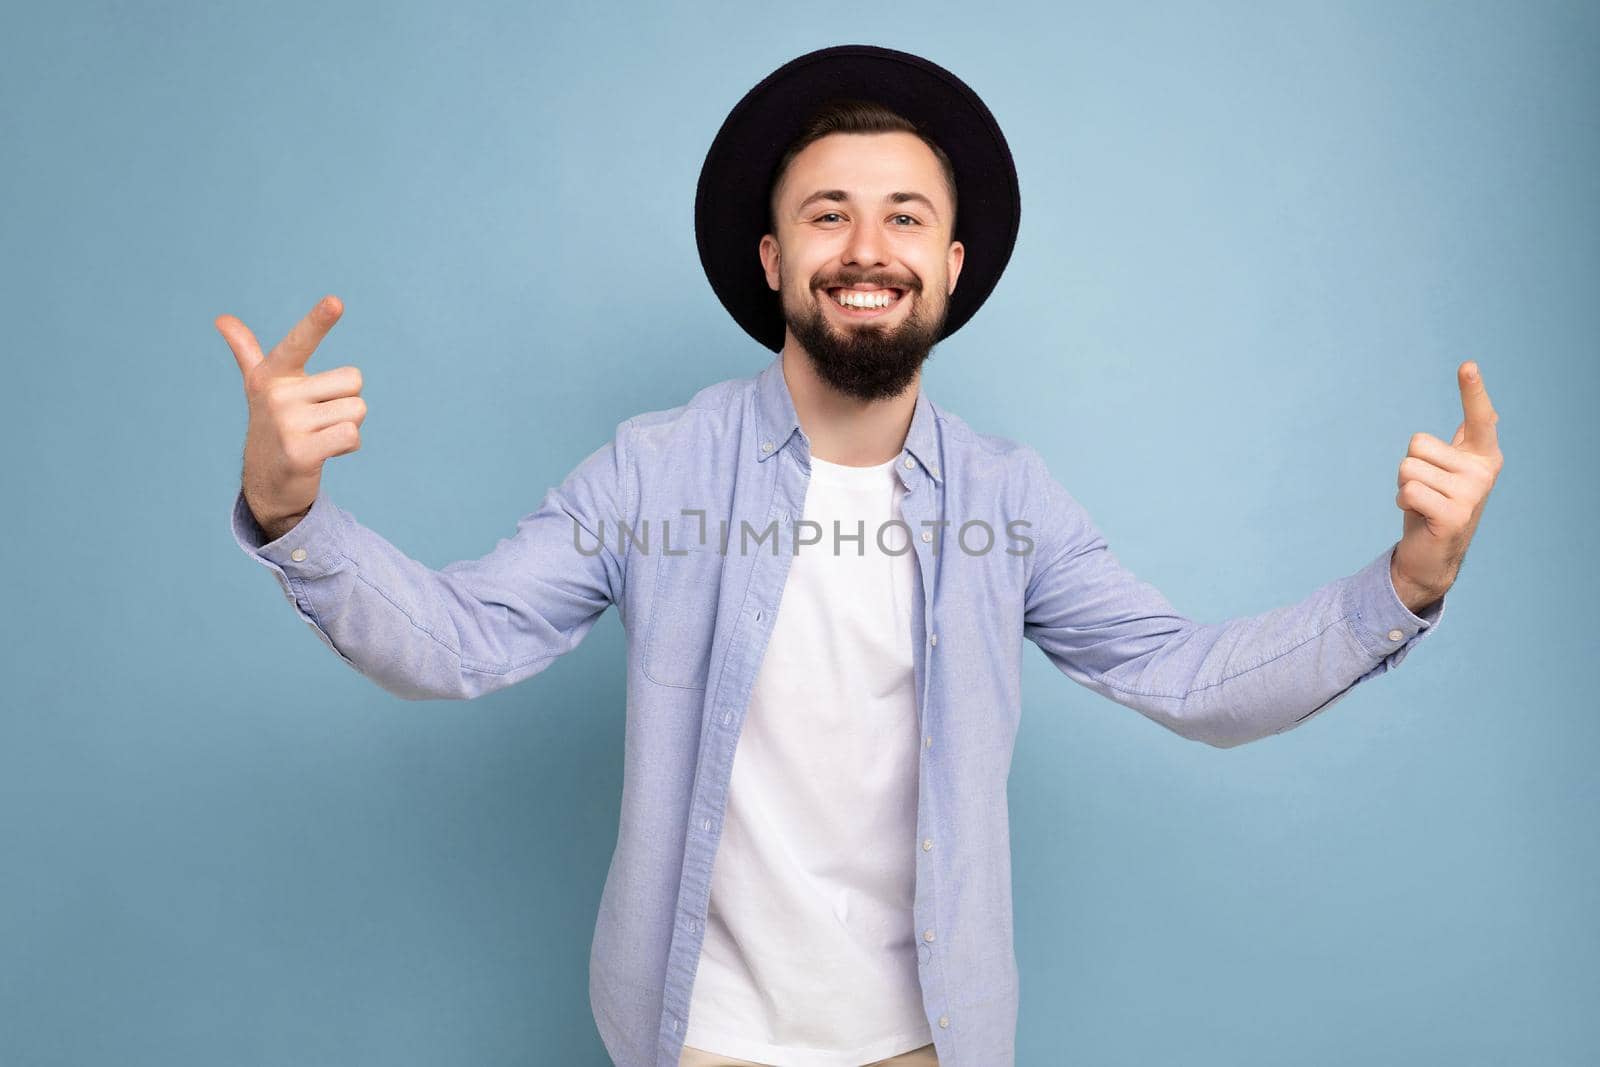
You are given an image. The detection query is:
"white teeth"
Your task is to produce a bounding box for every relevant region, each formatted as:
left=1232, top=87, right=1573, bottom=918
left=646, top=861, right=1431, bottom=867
left=831, top=289, right=897, bottom=309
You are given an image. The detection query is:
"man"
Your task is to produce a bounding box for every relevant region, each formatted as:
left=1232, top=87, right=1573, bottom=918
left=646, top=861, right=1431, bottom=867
left=219, top=45, right=1502, bottom=1067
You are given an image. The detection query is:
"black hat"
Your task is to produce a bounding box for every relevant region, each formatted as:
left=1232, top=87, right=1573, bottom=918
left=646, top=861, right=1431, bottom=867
left=695, top=45, right=1021, bottom=354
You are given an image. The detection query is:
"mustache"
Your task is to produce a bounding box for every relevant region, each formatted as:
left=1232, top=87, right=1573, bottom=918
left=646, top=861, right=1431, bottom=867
left=817, top=276, right=920, bottom=291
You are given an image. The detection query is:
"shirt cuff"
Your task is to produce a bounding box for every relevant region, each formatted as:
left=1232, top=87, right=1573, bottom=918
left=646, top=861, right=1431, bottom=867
left=230, top=486, right=348, bottom=580
left=1341, top=541, right=1446, bottom=660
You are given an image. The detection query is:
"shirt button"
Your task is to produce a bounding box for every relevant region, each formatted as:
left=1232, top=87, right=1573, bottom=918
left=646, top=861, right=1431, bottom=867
left=701, top=818, right=711, bottom=831
left=929, top=633, right=938, bottom=646
left=924, top=735, right=932, bottom=749
left=922, top=928, right=935, bottom=942
left=920, top=530, right=932, bottom=543
left=938, top=1015, right=949, bottom=1029
left=922, top=837, right=933, bottom=851
left=761, top=440, right=773, bottom=453
left=290, top=548, right=307, bottom=562
left=1387, top=628, right=1404, bottom=642
left=903, top=456, right=915, bottom=469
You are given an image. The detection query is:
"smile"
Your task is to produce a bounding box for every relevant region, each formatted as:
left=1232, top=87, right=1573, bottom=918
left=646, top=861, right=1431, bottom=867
left=823, top=286, right=907, bottom=318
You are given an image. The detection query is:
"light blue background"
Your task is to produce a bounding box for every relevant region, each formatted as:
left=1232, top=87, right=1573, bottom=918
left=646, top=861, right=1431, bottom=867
left=2, top=1, right=1593, bottom=1064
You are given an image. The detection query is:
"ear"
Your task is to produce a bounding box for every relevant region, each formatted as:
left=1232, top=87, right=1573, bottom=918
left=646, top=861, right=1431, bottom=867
left=946, top=239, right=965, bottom=295
left=759, top=233, right=781, bottom=292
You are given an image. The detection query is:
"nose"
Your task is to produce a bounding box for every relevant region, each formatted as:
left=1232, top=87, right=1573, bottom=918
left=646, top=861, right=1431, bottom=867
left=841, top=214, right=889, bottom=270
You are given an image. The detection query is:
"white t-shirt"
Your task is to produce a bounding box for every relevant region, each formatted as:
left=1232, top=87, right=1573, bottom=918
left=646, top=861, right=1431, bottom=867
left=683, top=452, right=932, bottom=1066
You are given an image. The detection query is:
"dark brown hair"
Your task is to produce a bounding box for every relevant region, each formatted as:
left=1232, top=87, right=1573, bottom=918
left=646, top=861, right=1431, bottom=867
left=767, top=97, right=958, bottom=239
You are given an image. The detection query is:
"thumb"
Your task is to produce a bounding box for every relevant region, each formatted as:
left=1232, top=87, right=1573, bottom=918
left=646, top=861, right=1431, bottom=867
left=1451, top=419, right=1466, bottom=447
left=215, top=314, right=265, bottom=379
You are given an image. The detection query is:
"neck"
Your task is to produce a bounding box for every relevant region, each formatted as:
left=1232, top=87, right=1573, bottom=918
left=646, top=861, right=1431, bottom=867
left=778, top=342, right=918, bottom=467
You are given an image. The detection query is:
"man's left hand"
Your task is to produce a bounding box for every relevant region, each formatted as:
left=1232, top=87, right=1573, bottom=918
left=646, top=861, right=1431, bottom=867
left=1391, top=360, right=1505, bottom=614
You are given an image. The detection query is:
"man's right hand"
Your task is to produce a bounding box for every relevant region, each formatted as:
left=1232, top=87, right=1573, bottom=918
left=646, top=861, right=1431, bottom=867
left=217, top=294, right=366, bottom=541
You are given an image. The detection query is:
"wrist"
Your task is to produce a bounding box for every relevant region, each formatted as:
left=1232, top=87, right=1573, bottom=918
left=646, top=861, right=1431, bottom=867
left=1390, top=554, right=1444, bottom=616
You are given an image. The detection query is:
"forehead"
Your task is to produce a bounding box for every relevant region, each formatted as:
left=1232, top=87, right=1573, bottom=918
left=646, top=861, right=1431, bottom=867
left=778, top=131, right=950, bottom=209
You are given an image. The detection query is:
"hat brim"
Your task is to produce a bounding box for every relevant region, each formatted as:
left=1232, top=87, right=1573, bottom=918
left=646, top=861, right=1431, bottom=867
left=695, top=45, right=1021, bottom=354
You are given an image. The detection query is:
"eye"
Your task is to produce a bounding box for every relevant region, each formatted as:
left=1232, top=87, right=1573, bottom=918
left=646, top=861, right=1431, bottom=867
left=813, top=211, right=919, bottom=226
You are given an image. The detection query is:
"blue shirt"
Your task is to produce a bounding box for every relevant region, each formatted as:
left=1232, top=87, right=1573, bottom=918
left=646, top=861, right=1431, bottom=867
left=230, top=350, right=1445, bottom=1066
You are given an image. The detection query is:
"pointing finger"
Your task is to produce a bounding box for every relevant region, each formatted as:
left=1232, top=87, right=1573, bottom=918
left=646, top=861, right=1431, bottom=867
left=1457, top=360, right=1499, bottom=454
left=267, top=294, right=344, bottom=373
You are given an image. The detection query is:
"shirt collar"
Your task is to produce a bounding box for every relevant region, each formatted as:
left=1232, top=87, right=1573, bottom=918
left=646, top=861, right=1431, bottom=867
left=753, top=350, right=943, bottom=484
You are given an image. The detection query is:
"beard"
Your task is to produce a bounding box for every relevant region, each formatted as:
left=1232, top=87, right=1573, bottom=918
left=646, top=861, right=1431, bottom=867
left=782, top=272, right=948, bottom=403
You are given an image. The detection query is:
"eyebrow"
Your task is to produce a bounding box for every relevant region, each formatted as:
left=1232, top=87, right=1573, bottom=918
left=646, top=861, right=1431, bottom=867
left=794, top=189, right=942, bottom=222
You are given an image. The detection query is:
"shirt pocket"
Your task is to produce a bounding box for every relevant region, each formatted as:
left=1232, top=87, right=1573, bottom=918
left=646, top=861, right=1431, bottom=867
left=643, top=544, right=724, bottom=690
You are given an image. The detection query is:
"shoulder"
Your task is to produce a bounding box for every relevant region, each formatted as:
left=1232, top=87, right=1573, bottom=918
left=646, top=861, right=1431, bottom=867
left=929, top=400, right=1092, bottom=578
left=929, top=399, right=1055, bottom=498
left=621, top=370, right=751, bottom=456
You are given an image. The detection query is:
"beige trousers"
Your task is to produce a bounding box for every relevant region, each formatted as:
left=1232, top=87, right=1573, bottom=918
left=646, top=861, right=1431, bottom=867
left=677, top=1041, right=939, bottom=1066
